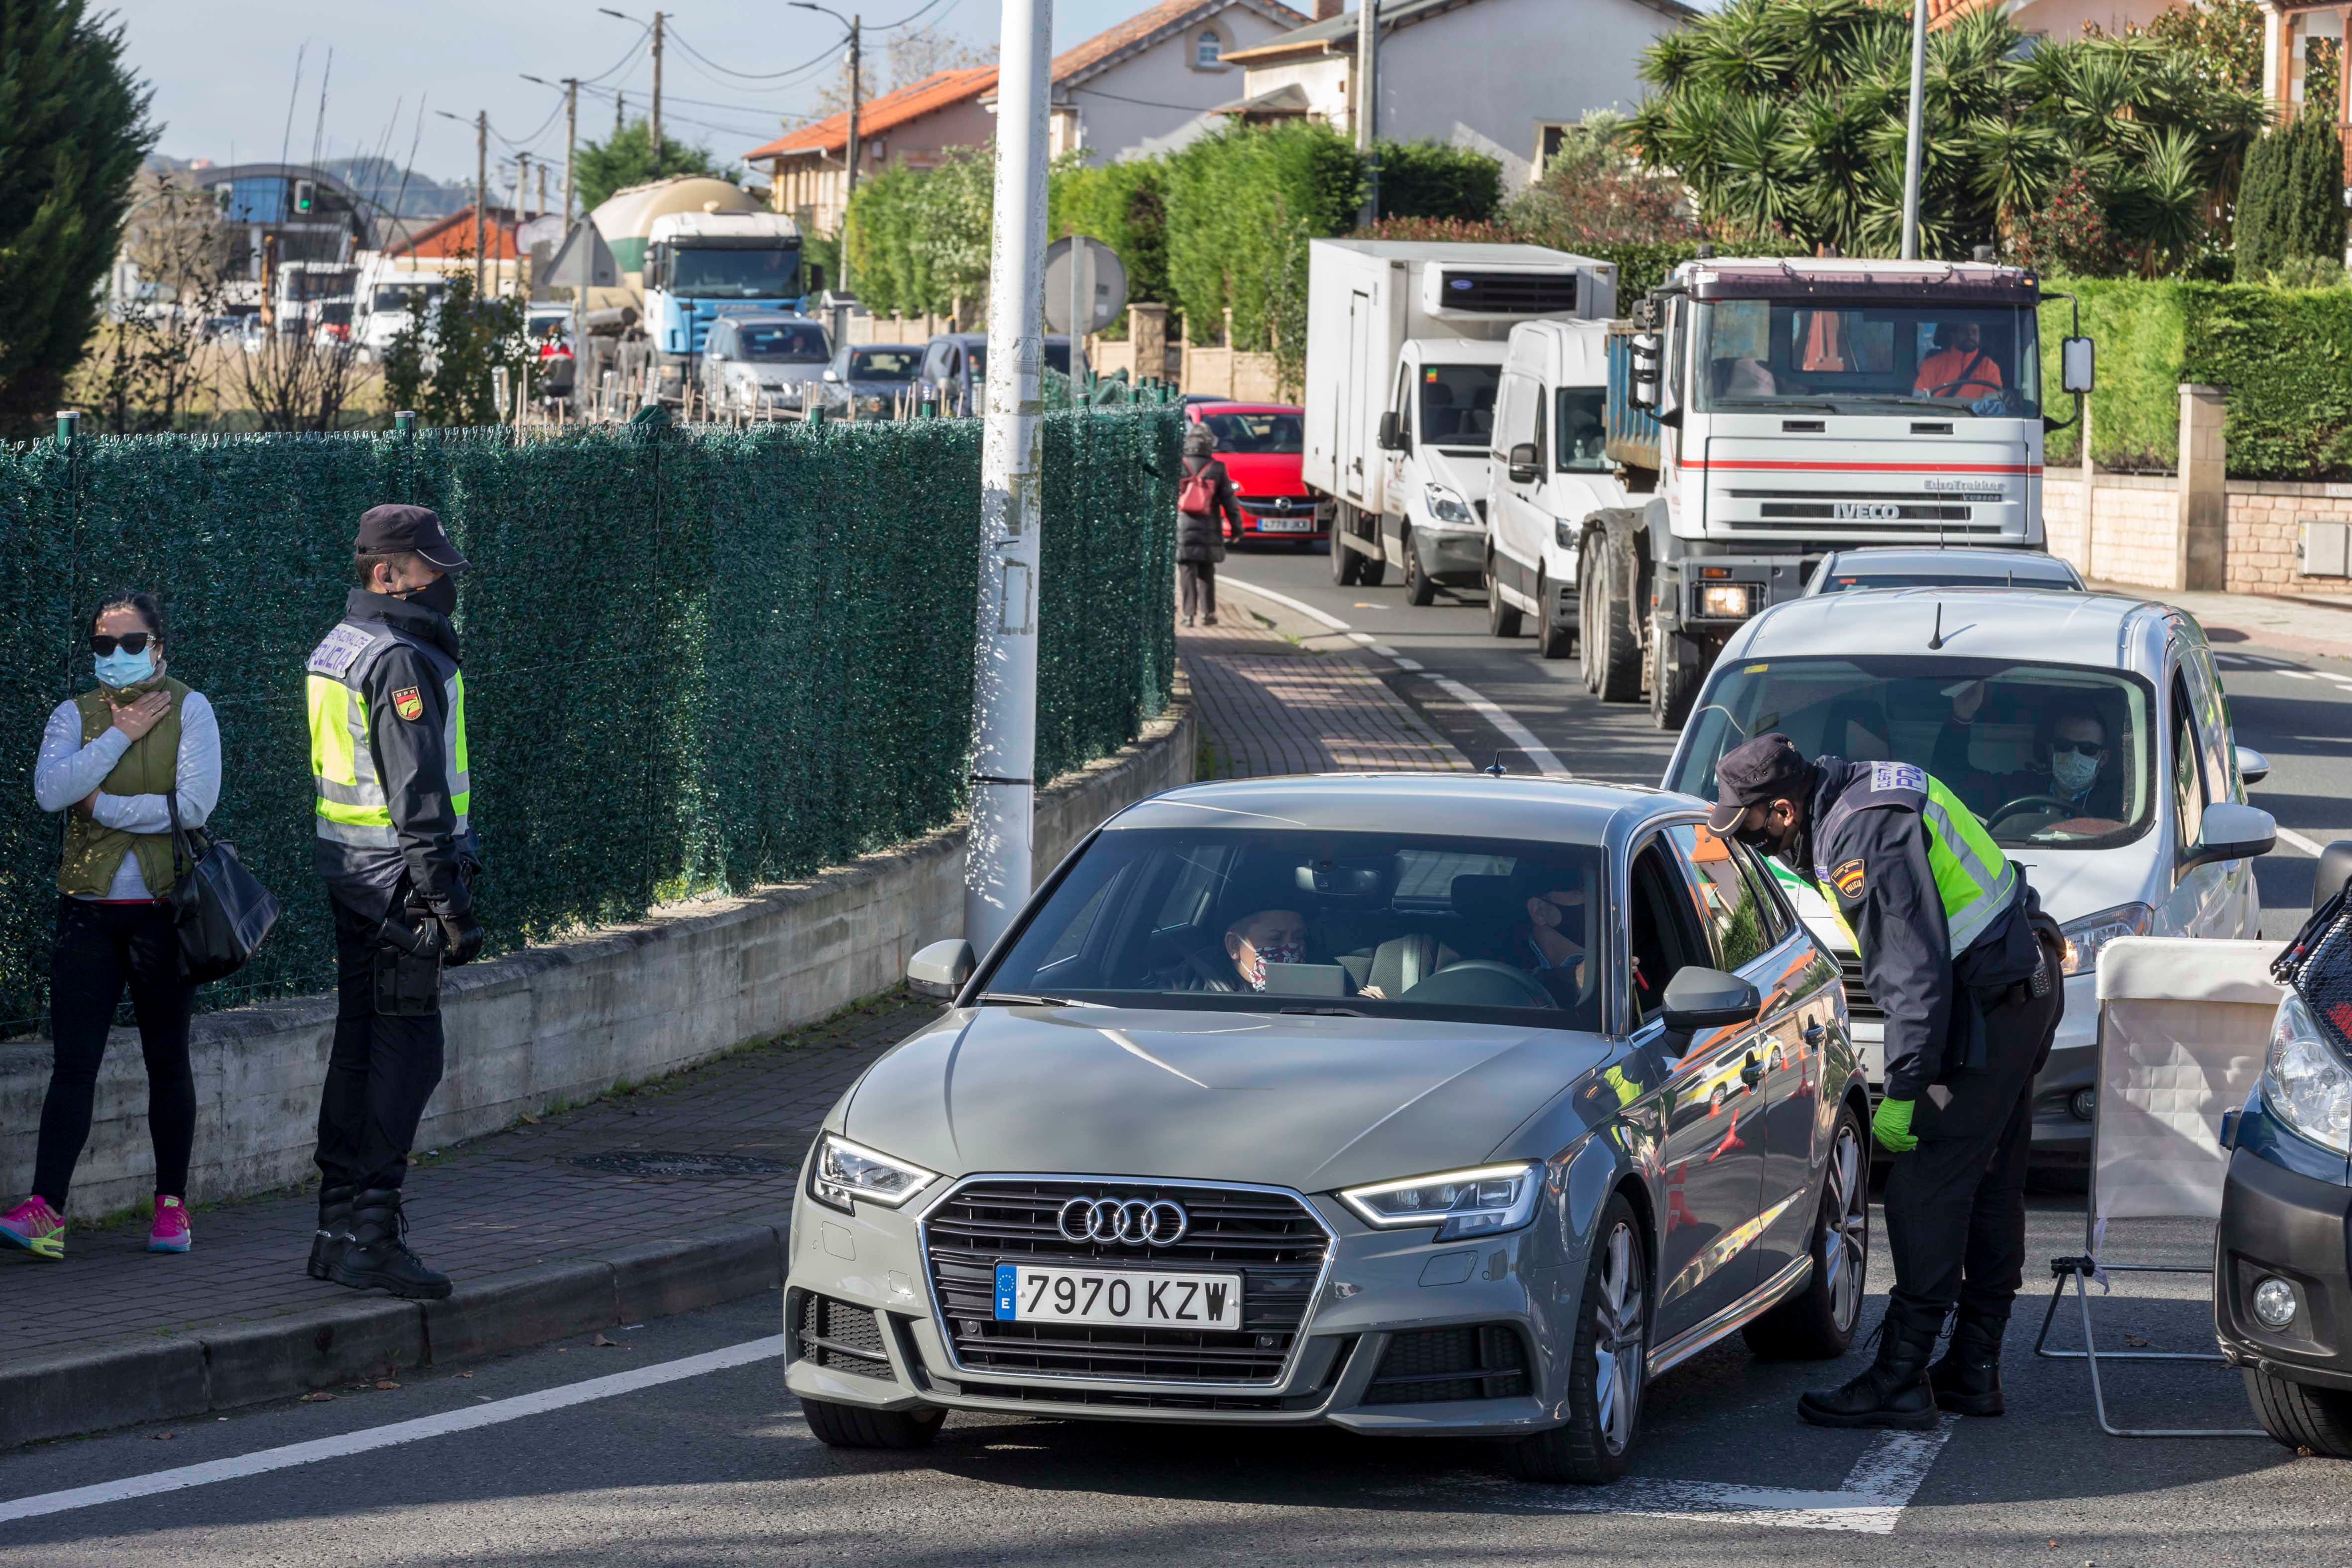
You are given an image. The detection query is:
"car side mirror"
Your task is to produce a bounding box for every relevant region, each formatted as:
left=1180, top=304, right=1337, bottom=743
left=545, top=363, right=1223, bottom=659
left=822, top=367, right=840, bottom=382
left=1508, top=442, right=1540, bottom=483
left=2234, top=742, right=2269, bottom=785
left=1659, top=966, right=1762, bottom=1035
left=2183, top=800, right=2276, bottom=873
left=2316, top=840, right=2352, bottom=910
left=2061, top=335, right=2096, bottom=395
left=1377, top=411, right=1403, bottom=452
left=907, top=939, right=974, bottom=1000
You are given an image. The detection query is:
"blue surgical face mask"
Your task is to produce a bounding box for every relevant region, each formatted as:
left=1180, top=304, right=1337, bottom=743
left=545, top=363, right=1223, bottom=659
left=2052, top=748, right=2100, bottom=797
left=94, top=648, right=156, bottom=689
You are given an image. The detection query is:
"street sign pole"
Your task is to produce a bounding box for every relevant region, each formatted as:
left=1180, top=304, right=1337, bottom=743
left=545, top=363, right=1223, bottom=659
left=964, top=0, right=1054, bottom=955
left=1900, top=0, right=1926, bottom=260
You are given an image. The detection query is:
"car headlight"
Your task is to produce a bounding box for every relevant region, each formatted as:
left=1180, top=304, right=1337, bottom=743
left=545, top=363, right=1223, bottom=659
left=2058, top=903, right=2152, bottom=977
left=2263, top=993, right=2352, bottom=1156
left=1555, top=519, right=1577, bottom=551
left=1338, top=1161, right=1543, bottom=1243
left=1422, top=483, right=1476, bottom=526
left=807, top=1132, right=939, bottom=1214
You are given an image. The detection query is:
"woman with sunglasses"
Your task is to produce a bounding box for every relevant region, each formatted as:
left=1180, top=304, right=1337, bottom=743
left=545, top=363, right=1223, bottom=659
left=0, top=591, right=222, bottom=1262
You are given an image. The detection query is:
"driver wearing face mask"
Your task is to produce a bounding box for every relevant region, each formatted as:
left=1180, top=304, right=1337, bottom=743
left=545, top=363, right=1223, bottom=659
left=1151, top=905, right=1308, bottom=993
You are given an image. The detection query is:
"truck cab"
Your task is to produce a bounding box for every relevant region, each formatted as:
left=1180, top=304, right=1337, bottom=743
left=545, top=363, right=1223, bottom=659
left=642, top=210, right=804, bottom=402
left=1484, top=319, right=1627, bottom=657
left=1368, top=338, right=1509, bottom=602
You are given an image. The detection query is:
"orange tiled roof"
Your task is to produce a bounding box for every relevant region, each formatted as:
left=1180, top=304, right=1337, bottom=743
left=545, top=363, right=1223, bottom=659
left=744, top=65, right=999, bottom=161
left=1050, top=0, right=1302, bottom=81
left=1926, top=0, right=1998, bottom=28
left=388, top=205, right=522, bottom=260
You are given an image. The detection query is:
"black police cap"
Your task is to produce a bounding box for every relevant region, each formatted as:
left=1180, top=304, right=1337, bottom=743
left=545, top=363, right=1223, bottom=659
left=1707, top=732, right=1812, bottom=833
left=353, top=504, right=470, bottom=573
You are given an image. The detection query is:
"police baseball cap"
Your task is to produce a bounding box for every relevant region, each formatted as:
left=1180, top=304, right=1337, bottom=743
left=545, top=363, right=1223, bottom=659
left=353, top=504, right=470, bottom=573
left=1707, top=733, right=1812, bottom=833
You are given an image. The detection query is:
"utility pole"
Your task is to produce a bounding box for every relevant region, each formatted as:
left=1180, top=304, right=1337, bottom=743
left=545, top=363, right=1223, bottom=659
left=1356, top=0, right=1379, bottom=226
left=518, top=151, right=531, bottom=218
left=475, top=112, right=488, bottom=295
left=963, top=0, right=1053, bottom=954
left=616, top=90, right=626, bottom=140
left=1899, top=0, right=1926, bottom=259
left=563, top=78, right=579, bottom=224
left=792, top=3, right=863, bottom=296
left=651, top=10, right=665, bottom=155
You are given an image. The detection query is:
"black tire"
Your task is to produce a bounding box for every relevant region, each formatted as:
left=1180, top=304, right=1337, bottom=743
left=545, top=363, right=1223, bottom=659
left=1745, top=1101, right=1869, bottom=1359
left=1504, top=1192, right=1648, bottom=1484
left=1592, top=543, right=1641, bottom=703
left=1358, top=535, right=1388, bottom=589
left=800, top=1396, right=946, bottom=1450
left=1648, top=622, right=1696, bottom=730
left=1404, top=530, right=1437, bottom=605
left=1331, top=516, right=1361, bottom=586
left=1487, top=558, right=1523, bottom=638
left=1535, top=573, right=1574, bottom=660
left=1578, top=567, right=1602, bottom=693
left=2246, top=1367, right=2352, bottom=1457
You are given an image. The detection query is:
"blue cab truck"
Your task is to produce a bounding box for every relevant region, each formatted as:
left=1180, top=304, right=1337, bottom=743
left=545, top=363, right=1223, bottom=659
left=641, top=210, right=804, bottom=403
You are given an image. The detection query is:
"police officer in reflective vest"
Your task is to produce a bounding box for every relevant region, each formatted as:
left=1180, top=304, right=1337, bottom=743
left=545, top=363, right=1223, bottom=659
left=303, top=505, right=482, bottom=1300
left=1708, top=733, right=2063, bottom=1429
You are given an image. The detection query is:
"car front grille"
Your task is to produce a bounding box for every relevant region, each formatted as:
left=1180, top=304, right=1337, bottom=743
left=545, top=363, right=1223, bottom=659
left=923, top=1179, right=1330, bottom=1385
left=1360, top=1324, right=1530, bottom=1405
left=797, top=1292, right=893, bottom=1379
left=1838, top=954, right=1886, bottom=1023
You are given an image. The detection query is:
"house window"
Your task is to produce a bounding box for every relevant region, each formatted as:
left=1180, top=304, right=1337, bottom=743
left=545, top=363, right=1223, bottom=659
left=1195, top=28, right=1223, bottom=67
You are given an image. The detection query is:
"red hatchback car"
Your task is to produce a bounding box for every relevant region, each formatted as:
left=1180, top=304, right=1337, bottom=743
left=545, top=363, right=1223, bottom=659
left=1184, top=401, right=1327, bottom=547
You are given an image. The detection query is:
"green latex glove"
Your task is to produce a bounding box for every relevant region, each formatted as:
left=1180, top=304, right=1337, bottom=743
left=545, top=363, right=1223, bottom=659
left=1873, top=1097, right=1918, bottom=1153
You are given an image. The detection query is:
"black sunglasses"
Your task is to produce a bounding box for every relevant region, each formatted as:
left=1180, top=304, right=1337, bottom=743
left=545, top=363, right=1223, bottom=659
left=90, top=633, right=154, bottom=656
left=2051, top=740, right=2106, bottom=759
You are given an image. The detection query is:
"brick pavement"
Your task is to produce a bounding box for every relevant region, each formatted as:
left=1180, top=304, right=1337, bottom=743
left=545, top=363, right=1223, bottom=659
left=1, top=994, right=938, bottom=1363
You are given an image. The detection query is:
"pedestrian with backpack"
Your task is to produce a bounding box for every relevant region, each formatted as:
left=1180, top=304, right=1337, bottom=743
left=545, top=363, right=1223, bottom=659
left=1177, top=424, right=1245, bottom=627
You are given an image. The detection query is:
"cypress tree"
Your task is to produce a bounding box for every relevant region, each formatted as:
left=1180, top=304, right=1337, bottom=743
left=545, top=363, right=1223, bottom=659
left=0, top=0, right=156, bottom=435
left=2237, top=111, right=2348, bottom=280
left=2234, top=128, right=2282, bottom=279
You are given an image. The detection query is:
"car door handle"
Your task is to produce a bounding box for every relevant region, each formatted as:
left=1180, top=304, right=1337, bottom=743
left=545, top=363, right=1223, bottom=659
left=1739, top=1052, right=1765, bottom=1088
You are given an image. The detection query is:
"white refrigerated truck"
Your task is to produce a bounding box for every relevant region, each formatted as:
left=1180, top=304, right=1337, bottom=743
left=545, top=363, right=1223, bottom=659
left=1300, top=240, right=1617, bottom=603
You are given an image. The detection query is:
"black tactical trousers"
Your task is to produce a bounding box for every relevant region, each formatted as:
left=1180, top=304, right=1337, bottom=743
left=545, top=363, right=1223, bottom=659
left=314, top=885, right=445, bottom=1192
left=1882, top=968, right=2066, bottom=1323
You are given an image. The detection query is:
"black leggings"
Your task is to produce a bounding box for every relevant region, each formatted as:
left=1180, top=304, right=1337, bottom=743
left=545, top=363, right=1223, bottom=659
left=35, top=897, right=196, bottom=1209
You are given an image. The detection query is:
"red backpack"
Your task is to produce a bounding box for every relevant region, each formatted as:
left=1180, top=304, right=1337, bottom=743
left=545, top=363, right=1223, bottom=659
left=1177, top=459, right=1217, bottom=515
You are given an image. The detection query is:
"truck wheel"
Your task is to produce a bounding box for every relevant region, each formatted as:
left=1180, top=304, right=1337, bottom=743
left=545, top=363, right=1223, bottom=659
left=1358, top=534, right=1387, bottom=589
left=1487, top=558, right=1522, bottom=638
left=1648, top=623, right=1696, bottom=730
left=2245, top=1367, right=2352, bottom=1457
left=1331, top=514, right=1361, bottom=586
left=1535, top=573, right=1574, bottom=660
left=1578, top=571, right=1602, bottom=693
left=1404, top=530, right=1437, bottom=606
left=1592, top=549, right=1641, bottom=704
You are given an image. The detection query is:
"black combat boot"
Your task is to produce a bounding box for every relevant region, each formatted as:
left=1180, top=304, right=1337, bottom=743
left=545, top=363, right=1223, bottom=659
left=1927, top=1303, right=2008, bottom=1417
left=331, top=1188, right=453, bottom=1300
left=307, top=1183, right=356, bottom=1281
left=1797, top=1299, right=1942, bottom=1430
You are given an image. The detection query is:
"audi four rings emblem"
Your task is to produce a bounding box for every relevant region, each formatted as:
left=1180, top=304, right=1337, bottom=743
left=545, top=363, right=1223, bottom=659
left=1058, top=1196, right=1188, bottom=1246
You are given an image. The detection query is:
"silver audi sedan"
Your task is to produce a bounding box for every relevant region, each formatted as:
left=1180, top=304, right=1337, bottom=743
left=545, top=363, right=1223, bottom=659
left=785, top=774, right=1871, bottom=1482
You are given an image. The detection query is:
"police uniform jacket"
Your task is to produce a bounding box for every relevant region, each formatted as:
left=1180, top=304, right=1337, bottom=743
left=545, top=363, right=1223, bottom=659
left=307, top=588, right=477, bottom=921
left=1799, top=756, right=2043, bottom=1100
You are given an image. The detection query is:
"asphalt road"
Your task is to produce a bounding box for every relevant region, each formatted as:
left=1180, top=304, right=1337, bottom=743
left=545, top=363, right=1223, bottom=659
left=1, top=1204, right=2340, bottom=1565
left=1218, top=542, right=2352, bottom=938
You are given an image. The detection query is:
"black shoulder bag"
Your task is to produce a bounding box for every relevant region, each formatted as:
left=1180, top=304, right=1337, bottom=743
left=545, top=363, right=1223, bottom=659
left=165, top=791, right=283, bottom=983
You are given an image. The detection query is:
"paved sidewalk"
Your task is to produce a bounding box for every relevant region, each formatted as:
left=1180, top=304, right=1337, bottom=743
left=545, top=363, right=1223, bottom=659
left=2097, top=580, right=2352, bottom=662
left=1, top=992, right=937, bottom=1444
left=1180, top=589, right=1469, bottom=779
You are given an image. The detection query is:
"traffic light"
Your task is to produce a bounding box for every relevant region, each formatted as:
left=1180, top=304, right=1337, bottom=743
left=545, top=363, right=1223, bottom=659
left=293, top=180, right=316, bottom=216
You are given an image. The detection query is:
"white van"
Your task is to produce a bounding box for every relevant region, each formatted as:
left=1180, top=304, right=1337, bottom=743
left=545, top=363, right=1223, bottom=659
left=354, top=267, right=447, bottom=363
left=1484, top=319, right=1628, bottom=656
left=1659, top=587, right=2276, bottom=1164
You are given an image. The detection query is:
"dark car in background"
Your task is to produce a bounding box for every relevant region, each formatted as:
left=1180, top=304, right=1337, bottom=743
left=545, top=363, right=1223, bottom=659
left=1184, top=401, right=1326, bottom=547
left=822, top=343, right=923, bottom=420
left=918, top=332, right=1070, bottom=416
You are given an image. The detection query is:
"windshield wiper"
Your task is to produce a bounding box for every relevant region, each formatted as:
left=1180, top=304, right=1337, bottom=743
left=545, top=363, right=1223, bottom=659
left=1278, top=1004, right=1371, bottom=1017
left=975, top=990, right=1101, bottom=1008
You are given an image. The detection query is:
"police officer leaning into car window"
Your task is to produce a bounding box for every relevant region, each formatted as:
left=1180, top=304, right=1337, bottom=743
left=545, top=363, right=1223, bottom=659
left=1709, top=733, right=2064, bottom=1429
left=303, top=504, right=483, bottom=1302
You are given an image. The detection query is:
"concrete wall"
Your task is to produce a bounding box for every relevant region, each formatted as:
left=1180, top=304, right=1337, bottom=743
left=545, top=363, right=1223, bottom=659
left=1, top=693, right=1193, bottom=1217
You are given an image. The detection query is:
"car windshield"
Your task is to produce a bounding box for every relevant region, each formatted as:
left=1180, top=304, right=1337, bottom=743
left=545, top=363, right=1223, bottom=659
left=1199, top=411, right=1303, bottom=454
left=1692, top=298, right=2041, bottom=419
left=850, top=348, right=919, bottom=379
left=735, top=323, right=829, bottom=362
left=1555, top=388, right=1608, bottom=471
left=371, top=283, right=443, bottom=314
left=1667, top=656, right=2155, bottom=849
left=1818, top=572, right=2077, bottom=594
left=670, top=246, right=802, bottom=299
left=1418, top=364, right=1500, bottom=450
left=984, top=828, right=1607, bottom=1029
left=961, top=342, right=1070, bottom=377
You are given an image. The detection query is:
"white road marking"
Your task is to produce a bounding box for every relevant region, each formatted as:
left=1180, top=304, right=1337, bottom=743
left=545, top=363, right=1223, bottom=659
left=1219, top=576, right=1353, bottom=631
left=2276, top=670, right=2316, bottom=681
left=1374, top=1417, right=1956, bottom=1535
left=1390, top=656, right=1425, bottom=671
left=0, top=1335, right=784, bottom=1524
left=2234, top=653, right=2295, bottom=668
left=2276, top=825, right=2330, bottom=857
left=1426, top=675, right=1568, bottom=775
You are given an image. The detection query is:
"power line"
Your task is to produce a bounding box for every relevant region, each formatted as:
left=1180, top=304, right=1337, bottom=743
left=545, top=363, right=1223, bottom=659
left=873, top=0, right=954, bottom=29
left=664, top=23, right=842, bottom=83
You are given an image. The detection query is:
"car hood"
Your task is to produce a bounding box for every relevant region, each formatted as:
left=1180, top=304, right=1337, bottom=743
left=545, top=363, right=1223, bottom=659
left=1769, top=834, right=2162, bottom=952
left=1215, top=450, right=1306, bottom=495
left=740, top=362, right=826, bottom=384
left=1418, top=446, right=1492, bottom=504
left=842, top=1005, right=1608, bottom=1194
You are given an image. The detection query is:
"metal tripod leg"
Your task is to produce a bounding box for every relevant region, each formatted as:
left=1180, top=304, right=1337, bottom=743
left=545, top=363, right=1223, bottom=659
left=2032, top=1257, right=2264, bottom=1437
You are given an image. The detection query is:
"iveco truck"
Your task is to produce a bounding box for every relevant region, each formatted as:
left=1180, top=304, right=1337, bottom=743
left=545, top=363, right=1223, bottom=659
left=1582, top=253, right=2094, bottom=727
left=641, top=209, right=805, bottom=401
left=1301, top=241, right=1618, bottom=603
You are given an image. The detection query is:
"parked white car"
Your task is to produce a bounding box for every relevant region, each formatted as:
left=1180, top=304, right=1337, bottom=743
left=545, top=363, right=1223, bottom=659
left=1660, top=587, right=2274, bottom=1164
left=700, top=313, right=831, bottom=414
left=1803, top=546, right=2086, bottom=596
left=1484, top=319, right=1627, bottom=658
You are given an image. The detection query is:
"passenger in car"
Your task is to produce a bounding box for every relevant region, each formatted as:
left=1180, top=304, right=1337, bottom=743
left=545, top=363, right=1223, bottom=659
left=1150, top=905, right=1307, bottom=993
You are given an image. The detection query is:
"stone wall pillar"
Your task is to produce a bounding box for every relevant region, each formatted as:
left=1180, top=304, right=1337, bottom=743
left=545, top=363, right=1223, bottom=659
left=1129, top=302, right=1170, bottom=384
left=2179, top=383, right=2228, bottom=592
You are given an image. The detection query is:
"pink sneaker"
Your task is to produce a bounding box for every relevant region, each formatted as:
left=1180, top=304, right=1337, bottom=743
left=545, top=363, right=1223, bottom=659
left=0, top=1196, right=65, bottom=1260
left=148, top=1195, right=191, bottom=1254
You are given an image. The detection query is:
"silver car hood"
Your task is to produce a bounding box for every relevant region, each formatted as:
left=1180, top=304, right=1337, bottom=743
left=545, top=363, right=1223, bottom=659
left=842, top=1005, right=1609, bottom=1194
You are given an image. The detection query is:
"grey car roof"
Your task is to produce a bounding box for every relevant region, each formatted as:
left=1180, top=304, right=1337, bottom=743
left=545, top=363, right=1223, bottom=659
left=1108, top=773, right=1698, bottom=847
left=1724, top=586, right=2176, bottom=671
left=1816, top=547, right=2080, bottom=580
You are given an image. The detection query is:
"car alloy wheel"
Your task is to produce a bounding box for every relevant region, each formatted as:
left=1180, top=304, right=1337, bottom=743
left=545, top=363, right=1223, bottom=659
left=1504, top=1191, right=1646, bottom=1484
left=1745, top=1099, right=1869, bottom=1359
left=1592, top=1219, right=1645, bottom=1456
left=1823, top=1121, right=1867, bottom=1335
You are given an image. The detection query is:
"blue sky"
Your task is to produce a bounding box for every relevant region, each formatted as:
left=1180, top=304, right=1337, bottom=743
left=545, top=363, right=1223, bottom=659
left=114, top=0, right=1157, bottom=185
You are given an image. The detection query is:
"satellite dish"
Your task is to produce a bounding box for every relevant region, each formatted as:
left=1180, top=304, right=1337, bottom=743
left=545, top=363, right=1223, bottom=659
left=1043, top=236, right=1128, bottom=336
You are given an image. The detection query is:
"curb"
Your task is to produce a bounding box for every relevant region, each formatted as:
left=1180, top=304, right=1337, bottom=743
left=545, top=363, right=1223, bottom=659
left=0, top=1216, right=788, bottom=1450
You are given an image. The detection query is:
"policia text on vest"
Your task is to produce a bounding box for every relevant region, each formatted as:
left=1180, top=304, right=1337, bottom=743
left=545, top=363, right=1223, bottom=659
left=300, top=504, right=482, bottom=1302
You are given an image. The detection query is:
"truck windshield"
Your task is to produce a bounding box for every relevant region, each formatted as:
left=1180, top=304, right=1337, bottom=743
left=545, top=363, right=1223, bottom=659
left=1692, top=299, right=2040, bottom=418
left=670, top=246, right=802, bottom=299
left=736, top=323, right=829, bottom=362
left=1666, top=656, right=2153, bottom=850
left=371, top=283, right=444, bottom=314
left=1419, top=364, right=1500, bottom=450
left=1556, top=389, right=1609, bottom=472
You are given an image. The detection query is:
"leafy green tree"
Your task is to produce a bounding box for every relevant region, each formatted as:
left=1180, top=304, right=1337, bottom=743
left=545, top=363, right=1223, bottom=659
left=1374, top=139, right=1502, bottom=224
left=575, top=118, right=740, bottom=212
left=1050, top=156, right=1170, bottom=321
left=2235, top=110, right=2348, bottom=281
left=0, top=0, right=156, bottom=435
left=380, top=260, right=534, bottom=427
left=842, top=144, right=993, bottom=320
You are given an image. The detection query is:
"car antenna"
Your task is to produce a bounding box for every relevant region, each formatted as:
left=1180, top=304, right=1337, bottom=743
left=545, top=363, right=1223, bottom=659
left=1928, top=602, right=1946, bottom=650
left=1485, top=752, right=1510, bottom=777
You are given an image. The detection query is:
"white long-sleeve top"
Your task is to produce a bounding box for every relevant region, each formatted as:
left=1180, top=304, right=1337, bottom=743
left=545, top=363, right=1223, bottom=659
left=33, top=689, right=223, bottom=899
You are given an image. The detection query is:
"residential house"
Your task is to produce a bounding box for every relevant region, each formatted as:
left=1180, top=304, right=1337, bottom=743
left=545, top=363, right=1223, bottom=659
left=746, top=65, right=1001, bottom=237
left=2261, top=0, right=2352, bottom=170
left=385, top=205, right=527, bottom=293
left=1924, top=0, right=2177, bottom=41
left=1219, top=0, right=1697, bottom=190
